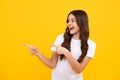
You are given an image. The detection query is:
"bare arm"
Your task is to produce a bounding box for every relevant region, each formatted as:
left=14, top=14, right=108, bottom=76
left=24, top=44, right=58, bottom=69
left=55, top=45, right=90, bottom=73
left=36, top=52, right=58, bottom=68
left=65, top=52, right=90, bottom=73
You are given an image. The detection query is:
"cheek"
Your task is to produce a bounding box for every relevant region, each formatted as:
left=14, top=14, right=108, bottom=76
left=74, top=22, right=79, bottom=28
left=75, top=25, right=80, bottom=31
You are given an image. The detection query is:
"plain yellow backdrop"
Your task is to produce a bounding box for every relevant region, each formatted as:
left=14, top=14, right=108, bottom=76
left=0, top=0, right=120, bottom=80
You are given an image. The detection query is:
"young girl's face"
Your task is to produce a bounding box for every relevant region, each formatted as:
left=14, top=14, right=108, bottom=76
left=67, top=14, right=80, bottom=35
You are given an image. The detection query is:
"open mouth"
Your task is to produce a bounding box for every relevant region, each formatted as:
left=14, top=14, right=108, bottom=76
left=69, top=27, right=74, bottom=31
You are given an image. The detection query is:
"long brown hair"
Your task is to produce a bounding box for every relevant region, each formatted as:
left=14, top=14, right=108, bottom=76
left=61, top=10, right=89, bottom=63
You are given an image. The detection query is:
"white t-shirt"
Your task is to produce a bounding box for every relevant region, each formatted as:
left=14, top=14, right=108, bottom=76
left=51, top=34, right=96, bottom=80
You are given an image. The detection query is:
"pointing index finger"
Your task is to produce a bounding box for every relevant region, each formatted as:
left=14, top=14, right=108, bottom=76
left=24, top=44, right=33, bottom=48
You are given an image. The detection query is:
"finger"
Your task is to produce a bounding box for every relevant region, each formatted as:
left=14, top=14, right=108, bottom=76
left=30, top=50, right=36, bottom=54
left=24, top=44, right=33, bottom=48
left=49, top=44, right=57, bottom=47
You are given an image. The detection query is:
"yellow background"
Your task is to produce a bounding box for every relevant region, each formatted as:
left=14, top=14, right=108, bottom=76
left=0, top=0, right=120, bottom=80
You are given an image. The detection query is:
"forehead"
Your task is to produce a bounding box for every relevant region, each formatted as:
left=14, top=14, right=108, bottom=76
left=68, top=14, right=76, bottom=19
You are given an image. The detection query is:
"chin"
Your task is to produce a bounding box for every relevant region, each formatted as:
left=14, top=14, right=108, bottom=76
left=70, top=32, right=75, bottom=34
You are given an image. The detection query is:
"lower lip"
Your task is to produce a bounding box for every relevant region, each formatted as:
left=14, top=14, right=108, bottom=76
left=70, top=29, right=74, bottom=32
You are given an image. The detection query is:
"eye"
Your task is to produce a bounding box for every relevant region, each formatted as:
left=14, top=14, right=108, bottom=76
left=67, top=18, right=76, bottom=23
left=71, top=19, right=76, bottom=22
left=71, top=19, right=74, bottom=22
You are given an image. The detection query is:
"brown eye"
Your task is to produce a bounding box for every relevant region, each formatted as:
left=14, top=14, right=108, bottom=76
left=71, top=18, right=76, bottom=22
left=72, top=19, right=76, bottom=23
left=71, top=20, right=74, bottom=22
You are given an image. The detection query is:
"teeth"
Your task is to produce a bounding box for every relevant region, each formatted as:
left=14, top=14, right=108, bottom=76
left=69, top=27, right=74, bottom=30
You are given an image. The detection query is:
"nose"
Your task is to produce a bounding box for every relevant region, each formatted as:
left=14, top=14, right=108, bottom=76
left=67, top=21, right=72, bottom=26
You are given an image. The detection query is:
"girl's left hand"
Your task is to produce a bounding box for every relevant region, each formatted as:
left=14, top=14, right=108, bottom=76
left=50, top=44, right=70, bottom=55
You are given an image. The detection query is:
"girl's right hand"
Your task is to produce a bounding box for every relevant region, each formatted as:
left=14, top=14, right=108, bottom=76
left=24, top=44, right=40, bottom=56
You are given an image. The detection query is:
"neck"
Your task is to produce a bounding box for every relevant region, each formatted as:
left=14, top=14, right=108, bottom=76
left=72, top=32, right=80, bottom=40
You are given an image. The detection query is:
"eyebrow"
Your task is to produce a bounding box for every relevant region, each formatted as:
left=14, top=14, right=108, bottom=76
left=68, top=18, right=76, bottom=20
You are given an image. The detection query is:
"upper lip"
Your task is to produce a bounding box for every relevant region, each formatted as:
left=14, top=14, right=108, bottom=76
left=68, top=25, right=74, bottom=30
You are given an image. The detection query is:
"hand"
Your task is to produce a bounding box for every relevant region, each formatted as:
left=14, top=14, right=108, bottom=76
left=50, top=44, right=70, bottom=55
left=24, top=44, right=40, bottom=56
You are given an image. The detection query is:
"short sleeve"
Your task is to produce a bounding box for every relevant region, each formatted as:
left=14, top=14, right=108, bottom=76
left=50, top=34, right=64, bottom=52
left=86, top=40, right=96, bottom=58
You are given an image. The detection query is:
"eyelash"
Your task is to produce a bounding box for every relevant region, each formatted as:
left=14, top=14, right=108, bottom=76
left=68, top=20, right=76, bottom=23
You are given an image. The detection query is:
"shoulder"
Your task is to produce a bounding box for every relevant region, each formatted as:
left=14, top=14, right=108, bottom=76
left=56, top=34, right=64, bottom=38
left=53, top=34, right=64, bottom=45
left=56, top=34, right=64, bottom=40
left=88, top=39, right=96, bottom=48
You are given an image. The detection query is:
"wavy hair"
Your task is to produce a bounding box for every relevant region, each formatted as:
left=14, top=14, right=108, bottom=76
left=61, top=10, right=89, bottom=63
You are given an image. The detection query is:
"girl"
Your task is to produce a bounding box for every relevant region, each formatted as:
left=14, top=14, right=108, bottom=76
left=24, top=10, right=96, bottom=80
